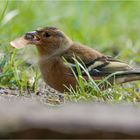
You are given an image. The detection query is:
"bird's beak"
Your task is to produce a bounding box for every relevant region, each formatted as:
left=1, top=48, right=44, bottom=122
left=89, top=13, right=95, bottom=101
left=24, top=31, right=40, bottom=44
left=10, top=31, right=40, bottom=49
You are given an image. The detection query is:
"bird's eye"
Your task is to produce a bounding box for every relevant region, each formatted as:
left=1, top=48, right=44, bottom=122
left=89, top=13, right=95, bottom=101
left=43, top=32, right=51, bottom=38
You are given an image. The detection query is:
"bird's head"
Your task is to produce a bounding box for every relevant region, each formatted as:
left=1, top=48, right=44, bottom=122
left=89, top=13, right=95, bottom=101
left=10, top=27, right=73, bottom=57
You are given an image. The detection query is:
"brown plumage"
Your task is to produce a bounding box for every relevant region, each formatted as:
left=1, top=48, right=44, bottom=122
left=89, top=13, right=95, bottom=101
left=10, top=26, right=140, bottom=92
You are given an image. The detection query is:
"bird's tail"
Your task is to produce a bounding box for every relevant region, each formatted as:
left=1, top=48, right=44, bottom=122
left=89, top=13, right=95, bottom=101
left=107, top=70, right=140, bottom=84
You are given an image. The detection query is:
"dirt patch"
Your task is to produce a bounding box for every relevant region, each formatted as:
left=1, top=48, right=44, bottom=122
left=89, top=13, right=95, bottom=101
left=0, top=86, right=65, bottom=105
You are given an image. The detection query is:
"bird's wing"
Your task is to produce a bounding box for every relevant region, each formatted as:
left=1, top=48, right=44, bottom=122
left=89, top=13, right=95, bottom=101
left=64, top=56, right=133, bottom=77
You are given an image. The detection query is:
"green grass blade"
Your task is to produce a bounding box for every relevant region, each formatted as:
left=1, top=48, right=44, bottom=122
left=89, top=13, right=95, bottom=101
left=0, top=0, right=8, bottom=25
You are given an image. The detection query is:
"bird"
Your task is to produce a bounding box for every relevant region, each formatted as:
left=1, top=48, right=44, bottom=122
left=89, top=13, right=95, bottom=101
left=10, top=26, right=140, bottom=92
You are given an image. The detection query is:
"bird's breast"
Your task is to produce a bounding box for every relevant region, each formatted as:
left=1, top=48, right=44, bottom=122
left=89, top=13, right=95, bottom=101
left=39, top=58, right=76, bottom=92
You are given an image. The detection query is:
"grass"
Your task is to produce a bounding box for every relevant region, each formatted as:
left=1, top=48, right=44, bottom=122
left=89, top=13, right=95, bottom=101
left=65, top=58, right=140, bottom=102
left=1, top=1, right=140, bottom=103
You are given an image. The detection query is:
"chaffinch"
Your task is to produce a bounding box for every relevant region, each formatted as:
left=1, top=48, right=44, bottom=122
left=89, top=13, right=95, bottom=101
left=10, top=27, right=140, bottom=92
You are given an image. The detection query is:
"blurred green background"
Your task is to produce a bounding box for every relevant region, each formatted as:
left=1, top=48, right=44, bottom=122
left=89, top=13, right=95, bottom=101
left=1, top=0, right=140, bottom=96
left=0, top=0, right=140, bottom=58
left=1, top=1, right=140, bottom=61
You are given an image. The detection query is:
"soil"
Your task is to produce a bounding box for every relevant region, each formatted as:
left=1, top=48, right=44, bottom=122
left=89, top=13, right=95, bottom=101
left=0, top=86, right=65, bottom=105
